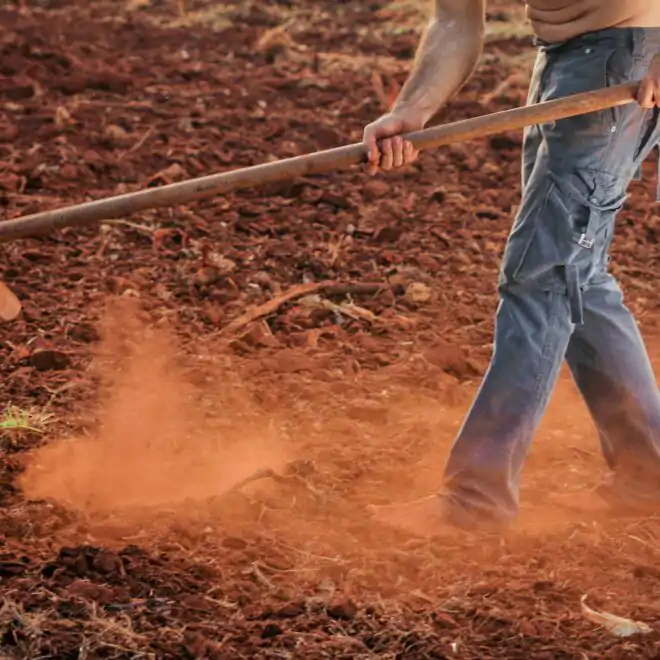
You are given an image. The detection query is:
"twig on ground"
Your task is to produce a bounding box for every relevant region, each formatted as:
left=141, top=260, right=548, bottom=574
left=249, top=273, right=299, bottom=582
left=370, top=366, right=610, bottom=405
left=250, top=561, right=275, bottom=589
left=117, top=125, right=156, bottom=162
left=221, top=281, right=402, bottom=335
left=225, top=468, right=280, bottom=495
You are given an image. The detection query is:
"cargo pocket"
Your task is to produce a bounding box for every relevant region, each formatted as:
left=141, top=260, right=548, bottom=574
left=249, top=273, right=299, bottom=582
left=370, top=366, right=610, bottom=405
left=506, top=168, right=627, bottom=322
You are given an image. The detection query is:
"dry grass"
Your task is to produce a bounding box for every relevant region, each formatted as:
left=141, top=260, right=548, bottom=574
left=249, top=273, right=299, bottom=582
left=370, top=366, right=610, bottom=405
left=0, top=405, right=53, bottom=436
left=376, top=0, right=532, bottom=41
left=78, top=602, right=156, bottom=659
left=0, top=599, right=53, bottom=660
left=123, top=0, right=236, bottom=29
left=0, top=596, right=172, bottom=659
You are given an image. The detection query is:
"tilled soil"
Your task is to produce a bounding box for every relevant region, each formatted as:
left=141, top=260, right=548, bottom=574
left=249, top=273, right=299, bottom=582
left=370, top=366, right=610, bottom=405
left=2, top=1, right=660, bottom=658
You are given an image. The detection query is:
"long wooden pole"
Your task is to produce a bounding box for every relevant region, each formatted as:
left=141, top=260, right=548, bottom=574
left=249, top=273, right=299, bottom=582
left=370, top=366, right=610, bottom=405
left=0, top=82, right=640, bottom=243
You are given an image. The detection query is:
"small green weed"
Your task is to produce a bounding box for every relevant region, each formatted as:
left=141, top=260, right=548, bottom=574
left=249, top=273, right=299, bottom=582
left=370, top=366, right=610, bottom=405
left=0, top=405, right=54, bottom=435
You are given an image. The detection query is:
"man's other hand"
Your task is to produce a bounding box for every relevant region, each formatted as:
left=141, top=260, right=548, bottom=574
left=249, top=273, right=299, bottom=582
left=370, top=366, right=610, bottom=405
left=637, top=54, right=660, bottom=109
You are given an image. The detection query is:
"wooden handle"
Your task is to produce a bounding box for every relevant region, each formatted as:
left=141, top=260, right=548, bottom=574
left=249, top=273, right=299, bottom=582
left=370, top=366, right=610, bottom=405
left=0, top=82, right=640, bottom=243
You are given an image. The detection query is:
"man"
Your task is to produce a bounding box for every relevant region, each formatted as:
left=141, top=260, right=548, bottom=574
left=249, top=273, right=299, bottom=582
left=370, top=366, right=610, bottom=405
left=364, top=0, right=660, bottom=535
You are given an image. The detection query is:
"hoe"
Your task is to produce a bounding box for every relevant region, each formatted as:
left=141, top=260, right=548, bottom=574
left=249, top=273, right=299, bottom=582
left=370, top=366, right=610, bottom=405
left=0, top=82, right=642, bottom=321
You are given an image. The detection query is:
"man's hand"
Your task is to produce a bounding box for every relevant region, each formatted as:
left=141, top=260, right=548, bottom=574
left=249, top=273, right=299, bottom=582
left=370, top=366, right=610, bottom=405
left=363, top=111, right=424, bottom=176
left=361, top=1, right=485, bottom=176
left=637, top=54, right=660, bottom=109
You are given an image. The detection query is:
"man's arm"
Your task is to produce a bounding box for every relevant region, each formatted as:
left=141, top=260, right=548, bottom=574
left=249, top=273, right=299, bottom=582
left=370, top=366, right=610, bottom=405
left=364, top=0, right=485, bottom=175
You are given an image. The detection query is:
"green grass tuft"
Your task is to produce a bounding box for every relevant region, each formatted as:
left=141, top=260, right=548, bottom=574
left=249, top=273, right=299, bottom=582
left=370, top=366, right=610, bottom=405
left=0, top=405, right=54, bottom=435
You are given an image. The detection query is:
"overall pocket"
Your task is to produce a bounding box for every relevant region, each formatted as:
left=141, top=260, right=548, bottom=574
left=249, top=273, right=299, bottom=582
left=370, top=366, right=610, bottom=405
left=509, top=169, right=627, bottom=286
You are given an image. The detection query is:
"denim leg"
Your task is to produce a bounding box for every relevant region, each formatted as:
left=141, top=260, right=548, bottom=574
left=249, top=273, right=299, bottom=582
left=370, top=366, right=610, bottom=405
left=443, top=285, right=573, bottom=522
left=564, top=30, right=660, bottom=500
left=566, top=276, right=660, bottom=498
left=441, top=27, right=660, bottom=524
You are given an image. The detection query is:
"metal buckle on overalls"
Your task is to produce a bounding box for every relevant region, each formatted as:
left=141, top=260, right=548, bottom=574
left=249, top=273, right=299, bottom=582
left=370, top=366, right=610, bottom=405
left=578, top=233, right=594, bottom=249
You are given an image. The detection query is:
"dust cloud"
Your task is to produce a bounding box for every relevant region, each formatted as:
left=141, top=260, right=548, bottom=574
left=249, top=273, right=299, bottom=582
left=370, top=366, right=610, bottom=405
left=19, top=300, right=289, bottom=515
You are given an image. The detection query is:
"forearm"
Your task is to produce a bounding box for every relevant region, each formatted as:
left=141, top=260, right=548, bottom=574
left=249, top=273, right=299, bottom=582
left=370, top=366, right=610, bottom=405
left=392, top=10, right=484, bottom=125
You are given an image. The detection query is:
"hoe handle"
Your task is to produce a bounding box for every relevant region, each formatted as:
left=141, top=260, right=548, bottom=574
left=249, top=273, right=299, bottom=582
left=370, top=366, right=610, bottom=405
left=0, top=82, right=640, bottom=243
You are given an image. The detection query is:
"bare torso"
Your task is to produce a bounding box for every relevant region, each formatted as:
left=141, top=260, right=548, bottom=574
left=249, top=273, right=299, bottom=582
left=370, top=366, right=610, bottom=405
left=525, top=0, right=660, bottom=42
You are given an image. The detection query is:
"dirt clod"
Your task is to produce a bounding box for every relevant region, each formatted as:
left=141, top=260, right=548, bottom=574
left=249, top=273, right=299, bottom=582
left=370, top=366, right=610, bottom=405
left=29, top=349, right=71, bottom=371
left=327, top=598, right=358, bottom=620
left=274, top=602, right=305, bottom=618
left=66, top=579, right=116, bottom=604
left=261, top=623, right=283, bottom=639
left=92, top=551, right=122, bottom=575
left=222, top=537, right=248, bottom=551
